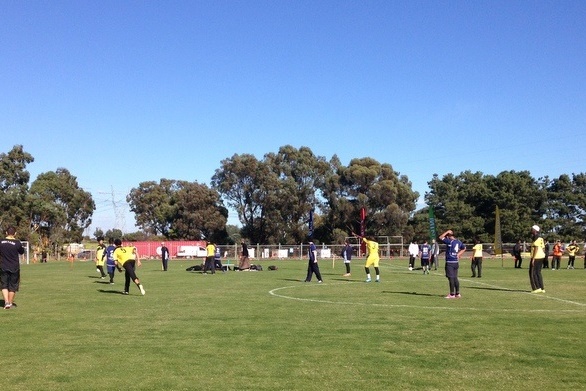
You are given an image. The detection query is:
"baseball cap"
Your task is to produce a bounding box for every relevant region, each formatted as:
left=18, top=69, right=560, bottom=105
left=531, top=225, right=540, bottom=232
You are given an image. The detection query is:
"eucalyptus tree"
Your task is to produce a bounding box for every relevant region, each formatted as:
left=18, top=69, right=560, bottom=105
left=211, top=153, right=278, bottom=244
left=0, top=145, right=34, bottom=233
left=339, top=157, right=418, bottom=237
left=127, top=179, right=227, bottom=241
left=29, top=168, right=95, bottom=244
left=542, top=173, right=586, bottom=240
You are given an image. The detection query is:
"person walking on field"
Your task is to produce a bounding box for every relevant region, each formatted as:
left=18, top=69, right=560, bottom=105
left=103, top=238, right=117, bottom=284
left=566, top=240, right=579, bottom=269
left=113, top=239, right=145, bottom=296
left=529, top=225, right=545, bottom=293
left=204, top=241, right=215, bottom=274
left=419, top=240, right=431, bottom=274
left=0, top=227, right=25, bottom=309
left=304, top=239, right=322, bottom=283
left=95, top=236, right=107, bottom=279
left=160, top=242, right=170, bottom=271
left=342, top=240, right=352, bottom=277
left=353, top=232, right=380, bottom=283
left=439, top=229, right=466, bottom=298
left=470, top=238, right=483, bottom=278
left=430, top=239, right=440, bottom=270
left=551, top=240, right=562, bottom=270
left=408, top=241, right=419, bottom=271
left=513, top=239, right=523, bottom=268
left=239, top=239, right=251, bottom=270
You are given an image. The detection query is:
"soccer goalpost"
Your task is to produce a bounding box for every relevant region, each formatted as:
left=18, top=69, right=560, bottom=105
left=21, top=241, right=31, bottom=265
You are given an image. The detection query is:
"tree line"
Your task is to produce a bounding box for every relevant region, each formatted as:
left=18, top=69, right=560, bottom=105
left=1, top=145, right=585, bottom=254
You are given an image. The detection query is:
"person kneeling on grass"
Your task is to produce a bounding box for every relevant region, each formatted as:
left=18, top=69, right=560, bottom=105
left=113, top=239, right=145, bottom=296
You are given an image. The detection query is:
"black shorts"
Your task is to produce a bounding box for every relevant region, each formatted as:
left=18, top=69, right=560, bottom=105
left=0, top=269, right=20, bottom=292
left=445, top=262, right=459, bottom=278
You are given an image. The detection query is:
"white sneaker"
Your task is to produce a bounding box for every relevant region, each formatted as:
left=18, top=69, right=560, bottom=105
left=365, top=278, right=372, bottom=283
left=408, top=267, right=413, bottom=271
left=139, top=285, right=146, bottom=295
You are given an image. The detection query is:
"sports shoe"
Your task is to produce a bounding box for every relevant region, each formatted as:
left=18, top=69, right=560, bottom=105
left=531, top=289, right=542, bottom=293
left=408, top=267, right=413, bottom=271
left=365, top=278, right=372, bottom=283
left=445, top=294, right=456, bottom=299
left=343, top=273, right=351, bottom=277
left=123, top=291, right=129, bottom=295
left=375, top=279, right=380, bottom=283
left=318, top=280, right=323, bottom=284
left=540, top=289, right=545, bottom=293
left=455, top=294, right=461, bottom=298
left=139, top=285, right=146, bottom=295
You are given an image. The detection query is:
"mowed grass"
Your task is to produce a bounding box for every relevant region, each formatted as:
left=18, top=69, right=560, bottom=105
left=3, top=256, right=586, bottom=391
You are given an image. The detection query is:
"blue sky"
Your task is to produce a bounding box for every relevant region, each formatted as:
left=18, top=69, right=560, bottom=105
left=2, top=1, right=585, bottom=234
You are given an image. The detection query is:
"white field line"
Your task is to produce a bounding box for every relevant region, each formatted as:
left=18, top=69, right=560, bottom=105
left=269, top=263, right=586, bottom=313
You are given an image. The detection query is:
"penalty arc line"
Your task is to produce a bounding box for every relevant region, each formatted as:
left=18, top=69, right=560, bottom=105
left=268, top=281, right=586, bottom=313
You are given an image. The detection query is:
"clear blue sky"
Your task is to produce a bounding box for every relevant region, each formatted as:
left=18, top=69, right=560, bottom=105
left=2, top=1, right=585, bottom=234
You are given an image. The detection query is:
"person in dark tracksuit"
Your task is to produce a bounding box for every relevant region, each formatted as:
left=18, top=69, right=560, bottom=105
left=160, top=242, right=170, bottom=271
left=304, top=240, right=322, bottom=283
left=513, top=240, right=523, bottom=268
left=342, top=240, right=352, bottom=277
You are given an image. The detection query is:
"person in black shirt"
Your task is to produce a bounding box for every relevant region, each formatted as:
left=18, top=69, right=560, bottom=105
left=513, top=239, right=522, bottom=268
left=160, top=242, right=170, bottom=271
left=0, top=227, right=25, bottom=309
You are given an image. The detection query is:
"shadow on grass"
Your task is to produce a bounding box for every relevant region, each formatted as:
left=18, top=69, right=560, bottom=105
left=94, top=280, right=112, bottom=285
left=98, top=289, right=127, bottom=295
left=382, top=290, right=438, bottom=297
left=467, top=286, right=528, bottom=293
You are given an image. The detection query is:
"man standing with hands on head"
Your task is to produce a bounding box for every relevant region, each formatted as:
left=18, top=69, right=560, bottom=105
left=439, top=229, right=466, bottom=299
left=0, top=227, right=25, bottom=309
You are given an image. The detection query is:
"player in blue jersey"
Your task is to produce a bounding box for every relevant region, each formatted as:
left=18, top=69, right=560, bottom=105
left=419, top=240, right=431, bottom=274
left=439, top=229, right=466, bottom=298
left=102, top=238, right=117, bottom=284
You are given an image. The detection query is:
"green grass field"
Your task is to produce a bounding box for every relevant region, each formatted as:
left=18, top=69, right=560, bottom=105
left=3, top=257, right=586, bottom=390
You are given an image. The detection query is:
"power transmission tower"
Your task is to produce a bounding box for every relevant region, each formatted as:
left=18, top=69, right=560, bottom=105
left=110, top=186, right=126, bottom=232
left=99, top=187, right=126, bottom=232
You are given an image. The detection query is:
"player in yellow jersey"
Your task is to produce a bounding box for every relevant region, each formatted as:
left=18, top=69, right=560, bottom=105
left=95, top=236, right=107, bottom=279
left=204, top=241, right=216, bottom=274
left=353, top=232, right=380, bottom=282
left=529, top=225, right=545, bottom=293
left=113, top=239, right=145, bottom=295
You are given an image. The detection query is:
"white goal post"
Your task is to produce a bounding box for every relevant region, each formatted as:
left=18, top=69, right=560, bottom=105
left=21, top=241, right=31, bottom=265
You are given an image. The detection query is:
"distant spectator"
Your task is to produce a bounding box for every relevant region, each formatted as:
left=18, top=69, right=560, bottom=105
left=408, top=241, right=419, bottom=271
left=513, top=239, right=522, bottom=269
left=470, top=238, right=482, bottom=278
left=566, top=240, right=579, bottom=269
